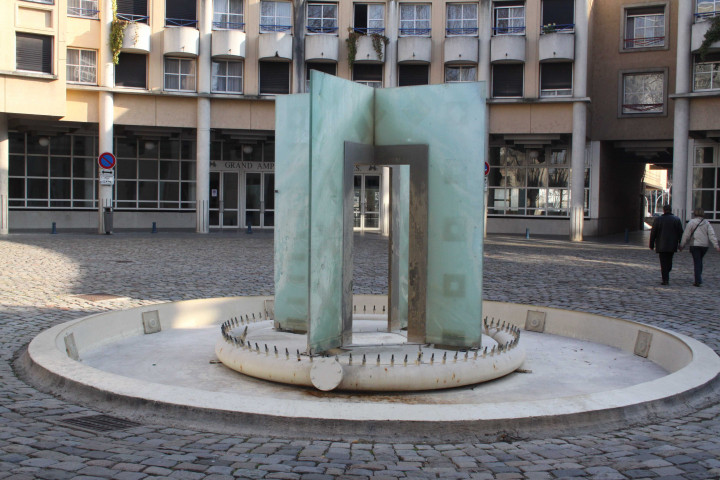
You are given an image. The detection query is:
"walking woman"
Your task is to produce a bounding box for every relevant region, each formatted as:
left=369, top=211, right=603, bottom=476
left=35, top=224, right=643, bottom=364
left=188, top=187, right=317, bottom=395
left=680, top=208, right=720, bottom=287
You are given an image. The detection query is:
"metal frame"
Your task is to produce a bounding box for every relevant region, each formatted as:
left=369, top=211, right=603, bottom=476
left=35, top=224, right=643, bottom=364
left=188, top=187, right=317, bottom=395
left=344, top=142, right=429, bottom=343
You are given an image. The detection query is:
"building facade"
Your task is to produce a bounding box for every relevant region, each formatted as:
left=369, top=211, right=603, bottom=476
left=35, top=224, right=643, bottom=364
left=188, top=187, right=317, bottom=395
left=0, top=0, right=719, bottom=237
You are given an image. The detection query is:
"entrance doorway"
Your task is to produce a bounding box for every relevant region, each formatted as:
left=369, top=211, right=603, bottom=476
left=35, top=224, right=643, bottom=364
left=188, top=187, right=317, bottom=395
left=209, top=171, right=240, bottom=228
left=354, top=174, right=380, bottom=231
left=245, top=172, right=275, bottom=228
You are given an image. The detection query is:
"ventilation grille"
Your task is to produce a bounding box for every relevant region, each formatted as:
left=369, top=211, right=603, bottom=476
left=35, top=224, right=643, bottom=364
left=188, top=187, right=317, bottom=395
left=56, top=414, right=141, bottom=433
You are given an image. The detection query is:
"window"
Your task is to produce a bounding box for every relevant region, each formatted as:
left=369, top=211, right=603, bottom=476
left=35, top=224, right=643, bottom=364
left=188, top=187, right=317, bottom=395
left=400, top=4, right=431, bottom=36
left=67, top=49, right=97, bottom=84
left=166, top=0, right=197, bottom=27
left=164, top=57, right=196, bottom=92
left=16, top=33, right=52, bottom=74
left=115, top=137, right=196, bottom=210
left=8, top=132, right=98, bottom=209
left=353, top=64, right=382, bottom=88
left=445, top=65, right=476, bottom=82
left=214, top=0, right=244, bottom=30
left=446, top=3, right=478, bottom=36
left=540, top=62, right=572, bottom=96
left=492, top=63, right=523, bottom=97
left=354, top=4, right=384, bottom=33
left=259, top=61, right=290, bottom=94
left=487, top=146, right=588, bottom=217
left=697, top=0, right=720, bottom=21
left=398, top=64, right=429, bottom=86
left=493, top=1, right=525, bottom=35
left=694, top=53, right=720, bottom=91
left=212, top=60, right=243, bottom=93
left=692, top=145, right=719, bottom=220
left=307, top=3, right=338, bottom=33
left=116, top=0, right=148, bottom=23
left=622, top=72, right=664, bottom=114
left=68, top=0, right=99, bottom=18
left=541, top=0, right=574, bottom=32
left=624, top=6, right=665, bottom=49
left=115, top=53, right=147, bottom=88
left=261, top=1, right=292, bottom=32
left=306, top=62, right=336, bottom=90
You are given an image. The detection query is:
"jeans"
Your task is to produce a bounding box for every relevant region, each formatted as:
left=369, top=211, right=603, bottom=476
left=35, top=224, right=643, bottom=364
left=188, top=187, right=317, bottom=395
left=690, top=246, right=709, bottom=285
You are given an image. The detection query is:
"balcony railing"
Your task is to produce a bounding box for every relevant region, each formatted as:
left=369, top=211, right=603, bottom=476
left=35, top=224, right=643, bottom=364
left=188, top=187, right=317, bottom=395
left=165, top=18, right=198, bottom=27
left=117, top=13, right=149, bottom=23
left=306, top=25, right=338, bottom=34
left=624, top=36, right=665, bottom=48
left=446, top=27, right=479, bottom=36
left=352, top=27, right=385, bottom=35
left=260, top=24, right=292, bottom=32
left=493, top=26, right=526, bottom=35
left=695, top=11, right=720, bottom=22
left=68, top=7, right=99, bottom=18
left=213, top=21, right=245, bottom=30
left=541, top=24, right=575, bottom=34
left=399, top=28, right=431, bottom=36
left=622, top=103, right=663, bottom=113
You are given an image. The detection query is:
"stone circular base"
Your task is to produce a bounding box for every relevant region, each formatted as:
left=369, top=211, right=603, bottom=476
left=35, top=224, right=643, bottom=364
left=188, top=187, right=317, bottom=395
left=216, top=317, right=525, bottom=391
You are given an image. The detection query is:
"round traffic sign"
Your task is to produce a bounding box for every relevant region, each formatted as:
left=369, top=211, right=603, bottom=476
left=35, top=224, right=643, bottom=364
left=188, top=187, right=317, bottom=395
left=99, top=152, right=116, bottom=169
left=484, top=161, right=490, bottom=176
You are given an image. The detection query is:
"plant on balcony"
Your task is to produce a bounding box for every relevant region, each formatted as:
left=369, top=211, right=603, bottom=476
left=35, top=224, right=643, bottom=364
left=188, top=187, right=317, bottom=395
left=110, top=0, right=128, bottom=65
left=542, top=23, right=557, bottom=34
left=699, top=15, right=720, bottom=61
left=346, top=27, right=389, bottom=67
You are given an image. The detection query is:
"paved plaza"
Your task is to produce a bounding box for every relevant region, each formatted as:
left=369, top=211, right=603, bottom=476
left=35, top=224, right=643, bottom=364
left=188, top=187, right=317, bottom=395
left=1, top=231, right=720, bottom=479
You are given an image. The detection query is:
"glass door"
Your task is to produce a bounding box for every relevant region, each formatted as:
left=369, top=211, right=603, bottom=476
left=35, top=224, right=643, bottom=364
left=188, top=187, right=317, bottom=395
left=353, top=174, right=381, bottom=231
left=209, top=171, right=240, bottom=228
left=245, top=172, right=275, bottom=228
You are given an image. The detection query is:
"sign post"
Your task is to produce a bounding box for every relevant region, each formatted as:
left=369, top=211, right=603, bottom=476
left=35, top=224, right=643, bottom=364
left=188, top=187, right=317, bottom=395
left=98, top=152, right=116, bottom=234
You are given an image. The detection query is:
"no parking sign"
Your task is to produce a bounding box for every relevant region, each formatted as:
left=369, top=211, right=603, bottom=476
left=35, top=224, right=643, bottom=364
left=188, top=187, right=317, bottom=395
left=98, top=152, right=116, bottom=170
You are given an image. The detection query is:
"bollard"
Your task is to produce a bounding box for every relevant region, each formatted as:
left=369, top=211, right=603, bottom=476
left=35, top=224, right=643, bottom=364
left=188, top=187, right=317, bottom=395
left=525, top=228, right=530, bottom=239
left=246, top=212, right=253, bottom=234
left=624, top=228, right=629, bottom=243
left=152, top=221, right=157, bottom=234
left=51, top=222, right=57, bottom=234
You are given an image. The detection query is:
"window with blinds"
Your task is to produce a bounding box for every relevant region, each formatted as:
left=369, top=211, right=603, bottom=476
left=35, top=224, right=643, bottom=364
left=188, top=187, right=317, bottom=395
left=540, top=62, right=572, bottom=96
left=115, top=53, right=147, bottom=88
left=16, top=33, right=52, bottom=74
left=259, top=61, right=290, bottom=94
left=117, top=0, right=148, bottom=22
left=492, top=63, right=523, bottom=97
left=166, top=0, right=197, bottom=26
left=398, top=65, right=429, bottom=86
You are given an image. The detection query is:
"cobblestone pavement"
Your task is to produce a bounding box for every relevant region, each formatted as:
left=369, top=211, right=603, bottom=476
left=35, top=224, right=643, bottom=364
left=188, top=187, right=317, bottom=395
left=1, top=231, right=720, bottom=480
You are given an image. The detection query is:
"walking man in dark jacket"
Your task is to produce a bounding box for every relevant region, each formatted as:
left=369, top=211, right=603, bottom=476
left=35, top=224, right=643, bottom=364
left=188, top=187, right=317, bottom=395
left=649, top=204, right=684, bottom=285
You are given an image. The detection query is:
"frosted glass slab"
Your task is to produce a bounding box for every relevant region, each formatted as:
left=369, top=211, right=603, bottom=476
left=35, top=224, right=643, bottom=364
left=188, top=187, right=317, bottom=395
left=390, top=165, right=409, bottom=330
left=308, top=72, right=374, bottom=352
left=274, top=94, right=310, bottom=332
left=375, top=83, right=487, bottom=348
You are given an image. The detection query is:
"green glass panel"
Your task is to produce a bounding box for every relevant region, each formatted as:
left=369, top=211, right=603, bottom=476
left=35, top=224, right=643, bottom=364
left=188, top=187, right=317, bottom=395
left=274, top=94, right=311, bottom=332
left=308, top=71, right=374, bottom=352
left=375, top=82, right=487, bottom=348
left=391, top=165, right=410, bottom=329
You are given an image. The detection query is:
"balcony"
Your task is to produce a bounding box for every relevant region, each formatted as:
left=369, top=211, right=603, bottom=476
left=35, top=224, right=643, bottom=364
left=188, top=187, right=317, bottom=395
left=490, top=34, right=525, bottom=63
left=258, top=31, right=292, bottom=60
left=692, top=17, right=720, bottom=53
left=305, top=34, right=339, bottom=62
left=397, top=36, right=432, bottom=64
left=163, top=26, right=199, bottom=57
left=538, top=32, right=574, bottom=62
left=212, top=29, right=246, bottom=59
left=354, top=34, right=385, bottom=64
left=121, top=22, right=151, bottom=54
left=444, top=36, right=478, bottom=64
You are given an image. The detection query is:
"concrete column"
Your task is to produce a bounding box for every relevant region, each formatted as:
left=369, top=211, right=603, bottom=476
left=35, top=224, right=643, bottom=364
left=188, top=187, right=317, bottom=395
left=385, top=1, right=398, bottom=88
left=381, top=166, right=391, bottom=236
left=0, top=113, right=8, bottom=235
left=97, top=0, right=115, bottom=233
left=293, top=0, right=307, bottom=93
left=569, top=0, right=589, bottom=242
left=672, top=0, right=693, bottom=221
left=196, top=0, right=212, bottom=233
